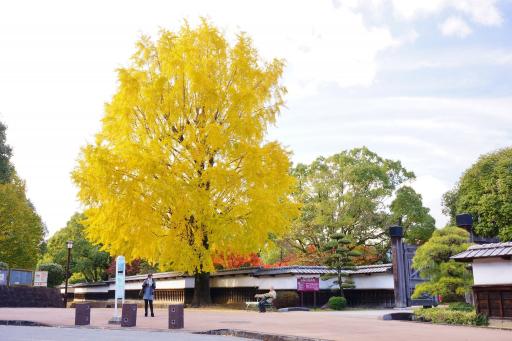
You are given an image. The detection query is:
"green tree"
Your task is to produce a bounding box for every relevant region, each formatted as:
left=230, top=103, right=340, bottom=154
left=412, top=226, right=471, bottom=301
left=321, top=233, right=359, bottom=296
left=442, top=147, right=512, bottom=241
left=0, top=122, right=14, bottom=184
left=0, top=177, right=45, bottom=269
left=286, top=147, right=415, bottom=262
left=38, top=263, right=65, bottom=288
left=390, top=186, right=436, bottom=244
left=44, top=213, right=110, bottom=283
left=0, top=121, right=44, bottom=269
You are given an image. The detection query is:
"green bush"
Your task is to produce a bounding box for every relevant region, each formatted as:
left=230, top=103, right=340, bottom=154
left=68, top=272, right=87, bottom=285
left=273, top=291, right=299, bottom=309
left=448, top=302, right=474, bottom=312
left=38, top=263, right=65, bottom=288
left=414, top=307, right=488, bottom=326
left=0, top=261, right=8, bottom=270
left=328, top=296, right=347, bottom=310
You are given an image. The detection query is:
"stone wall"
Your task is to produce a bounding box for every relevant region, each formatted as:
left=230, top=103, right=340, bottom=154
left=0, top=286, right=63, bottom=307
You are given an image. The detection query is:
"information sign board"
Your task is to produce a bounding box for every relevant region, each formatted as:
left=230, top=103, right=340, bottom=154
left=297, top=277, right=320, bottom=292
left=34, top=271, right=48, bottom=287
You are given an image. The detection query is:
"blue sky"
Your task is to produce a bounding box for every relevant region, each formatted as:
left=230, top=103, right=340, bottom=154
left=0, top=0, right=511, bottom=235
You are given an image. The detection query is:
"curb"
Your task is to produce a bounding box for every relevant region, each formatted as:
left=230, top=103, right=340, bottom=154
left=198, top=328, right=332, bottom=341
left=0, top=320, right=51, bottom=327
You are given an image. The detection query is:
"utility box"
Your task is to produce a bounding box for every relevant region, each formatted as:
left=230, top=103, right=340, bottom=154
left=121, top=304, right=137, bottom=327
left=75, top=303, right=91, bottom=326
left=168, top=304, right=184, bottom=329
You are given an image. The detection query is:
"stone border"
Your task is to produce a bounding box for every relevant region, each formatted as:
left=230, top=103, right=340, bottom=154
left=0, top=320, right=51, bottom=327
left=198, top=328, right=331, bottom=341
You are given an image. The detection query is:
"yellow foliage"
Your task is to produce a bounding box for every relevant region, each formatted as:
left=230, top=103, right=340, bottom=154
left=72, top=20, right=299, bottom=274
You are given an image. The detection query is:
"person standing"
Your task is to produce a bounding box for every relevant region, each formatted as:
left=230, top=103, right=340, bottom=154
left=142, top=273, right=156, bottom=317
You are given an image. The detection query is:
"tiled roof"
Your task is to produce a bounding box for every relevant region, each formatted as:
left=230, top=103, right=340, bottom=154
left=452, top=242, right=512, bottom=261
left=255, top=266, right=337, bottom=276
left=349, top=264, right=393, bottom=274
left=212, top=267, right=261, bottom=277
left=216, top=264, right=392, bottom=277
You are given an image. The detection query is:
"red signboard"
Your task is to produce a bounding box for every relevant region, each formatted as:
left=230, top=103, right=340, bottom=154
left=297, top=277, right=319, bottom=292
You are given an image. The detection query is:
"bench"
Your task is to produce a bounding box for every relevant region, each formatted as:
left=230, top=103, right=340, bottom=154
left=245, top=300, right=275, bottom=311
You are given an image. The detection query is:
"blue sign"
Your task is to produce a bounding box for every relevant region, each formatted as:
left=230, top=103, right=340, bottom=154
left=115, top=256, right=125, bottom=299
left=9, top=270, right=33, bottom=286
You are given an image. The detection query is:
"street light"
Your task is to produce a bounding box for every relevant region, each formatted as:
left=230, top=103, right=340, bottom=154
left=63, top=240, right=73, bottom=308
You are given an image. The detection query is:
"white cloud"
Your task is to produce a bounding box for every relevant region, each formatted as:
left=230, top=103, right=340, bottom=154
left=412, top=175, right=451, bottom=227
left=390, top=0, right=503, bottom=26
left=440, top=16, right=473, bottom=37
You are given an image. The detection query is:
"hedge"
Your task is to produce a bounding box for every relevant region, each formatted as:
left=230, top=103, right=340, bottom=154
left=273, top=291, right=299, bottom=309
left=414, top=307, right=488, bottom=326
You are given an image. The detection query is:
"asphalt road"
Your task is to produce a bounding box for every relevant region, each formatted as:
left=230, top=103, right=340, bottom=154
left=0, top=325, right=249, bottom=341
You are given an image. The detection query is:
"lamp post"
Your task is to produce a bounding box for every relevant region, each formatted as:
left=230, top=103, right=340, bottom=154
left=63, top=240, right=73, bottom=308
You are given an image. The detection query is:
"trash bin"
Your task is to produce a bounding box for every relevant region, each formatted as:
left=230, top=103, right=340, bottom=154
left=75, top=303, right=91, bottom=326
left=121, top=304, right=137, bottom=327
left=168, top=304, right=184, bottom=329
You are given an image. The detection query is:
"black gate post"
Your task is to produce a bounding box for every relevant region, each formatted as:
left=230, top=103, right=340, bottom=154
left=390, top=225, right=407, bottom=308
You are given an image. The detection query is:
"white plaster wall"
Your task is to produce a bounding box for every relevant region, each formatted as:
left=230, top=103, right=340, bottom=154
left=257, top=276, right=298, bottom=290
left=211, top=276, right=259, bottom=288
left=472, top=258, right=512, bottom=285
left=74, top=287, right=108, bottom=294
left=122, top=278, right=194, bottom=290
left=63, top=272, right=394, bottom=295
left=157, top=278, right=195, bottom=289
left=352, top=273, right=394, bottom=289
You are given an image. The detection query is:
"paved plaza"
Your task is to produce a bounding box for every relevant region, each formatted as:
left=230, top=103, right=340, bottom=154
left=1, top=308, right=511, bottom=341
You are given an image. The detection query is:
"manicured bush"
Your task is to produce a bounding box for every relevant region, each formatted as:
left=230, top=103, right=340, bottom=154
left=414, top=307, right=488, bottom=326
left=38, top=263, right=65, bottom=288
left=273, top=291, right=299, bottom=309
left=448, top=302, right=474, bottom=312
left=328, top=296, right=347, bottom=310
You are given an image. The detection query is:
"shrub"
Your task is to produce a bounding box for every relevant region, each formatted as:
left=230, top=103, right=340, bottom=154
left=414, top=307, right=488, bottom=326
left=0, top=261, right=8, bottom=270
left=38, top=263, right=66, bottom=288
left=273, top=291, right=299, bottom=309
left=328, top=296, right=347, bottom=310
left=448, top=302, right=474, bottom=312
left=68, top=272, right=87, bottom=285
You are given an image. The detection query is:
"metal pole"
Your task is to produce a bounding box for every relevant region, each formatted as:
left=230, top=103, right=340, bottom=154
left=64, top=247, right=71, bottom=308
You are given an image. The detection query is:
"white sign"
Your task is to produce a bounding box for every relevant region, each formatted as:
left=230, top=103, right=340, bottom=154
left=34, top=271, right=48, bottom=287
left=115, top=256, right=125, bottom=299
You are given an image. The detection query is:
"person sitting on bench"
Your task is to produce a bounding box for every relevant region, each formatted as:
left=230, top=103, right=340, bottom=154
left=255, top=286, right=276, bottom=313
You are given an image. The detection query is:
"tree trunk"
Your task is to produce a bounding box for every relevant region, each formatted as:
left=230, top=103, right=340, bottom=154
left=191, top=272, right=212, bottom=307
left=338, top=272, right=345, bottom=297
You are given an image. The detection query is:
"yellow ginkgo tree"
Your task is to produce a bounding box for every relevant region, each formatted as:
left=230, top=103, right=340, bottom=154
left=72, top=20, right=299, bottom=305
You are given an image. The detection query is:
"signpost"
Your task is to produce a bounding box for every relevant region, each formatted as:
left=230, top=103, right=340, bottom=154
left=0, top=270, right=7, bottom=286
left=297, top=277, right=320, bottom=307
left=109, top=256, right=125, bottom=324
left=34, top=271, right=48, bottom=287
